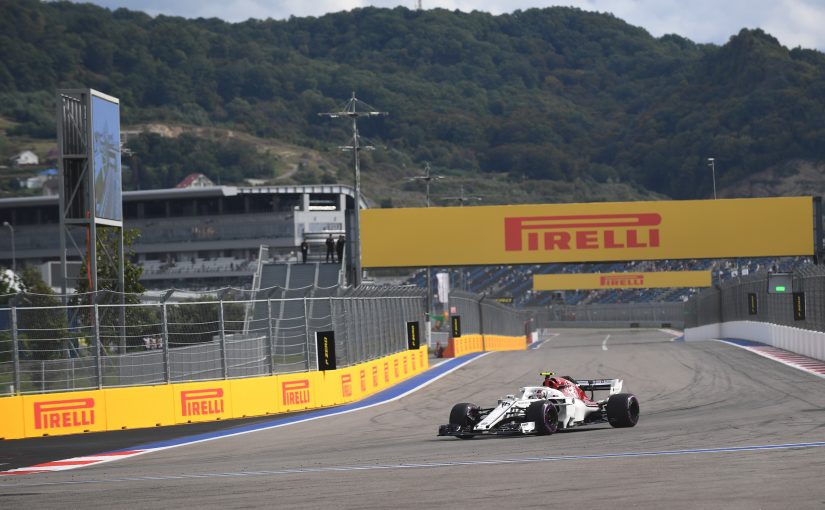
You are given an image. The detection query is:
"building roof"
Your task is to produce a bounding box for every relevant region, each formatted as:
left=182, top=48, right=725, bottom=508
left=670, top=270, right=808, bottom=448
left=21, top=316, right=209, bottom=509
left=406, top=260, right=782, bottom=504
left=176, top=173, right=215, bottom=188
left=0, top=184, right=367, bottom=209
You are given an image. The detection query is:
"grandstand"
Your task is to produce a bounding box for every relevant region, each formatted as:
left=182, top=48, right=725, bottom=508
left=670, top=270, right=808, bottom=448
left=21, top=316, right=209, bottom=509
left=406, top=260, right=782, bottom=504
left=405, top=257, right=814, bottom=308
left=0, top=185, right=365, bottom=289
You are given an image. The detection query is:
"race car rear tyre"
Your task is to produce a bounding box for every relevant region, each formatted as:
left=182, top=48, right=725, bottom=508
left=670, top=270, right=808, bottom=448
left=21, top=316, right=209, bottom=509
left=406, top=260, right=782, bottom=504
left=449, top=403, right=479, bottom=439
left=606, top=393, right=640, bottom=428
left=526, top=400, right=559, bottom=435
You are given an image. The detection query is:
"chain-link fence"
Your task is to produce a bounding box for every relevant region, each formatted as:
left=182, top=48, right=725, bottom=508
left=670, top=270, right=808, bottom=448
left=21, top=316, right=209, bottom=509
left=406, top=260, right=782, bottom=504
left=685, top=264, right=825, bottom=331
left=0, top=285, right=424, bottom=396
left=449, top=290, right=532, bottom=337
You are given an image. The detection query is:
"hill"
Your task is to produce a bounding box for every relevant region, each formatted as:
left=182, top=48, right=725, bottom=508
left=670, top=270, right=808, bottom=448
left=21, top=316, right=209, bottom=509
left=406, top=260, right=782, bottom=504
left=1, top=0, right=824, bottom=203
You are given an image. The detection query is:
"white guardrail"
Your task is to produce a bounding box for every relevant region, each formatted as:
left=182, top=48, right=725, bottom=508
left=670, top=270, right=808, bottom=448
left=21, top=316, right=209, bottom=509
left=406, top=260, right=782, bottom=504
left=684, top=321, right=825, bottom=362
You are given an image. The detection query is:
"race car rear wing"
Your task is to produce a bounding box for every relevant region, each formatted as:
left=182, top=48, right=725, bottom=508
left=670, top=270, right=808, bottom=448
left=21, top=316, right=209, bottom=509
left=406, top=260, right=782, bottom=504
left=577, top=378, right=623, bottom=395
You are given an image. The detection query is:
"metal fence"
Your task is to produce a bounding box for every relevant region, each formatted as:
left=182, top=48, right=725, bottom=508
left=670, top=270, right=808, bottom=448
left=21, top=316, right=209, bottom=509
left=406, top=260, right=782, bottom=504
left=449, top=290, right=532, bottom=337
left=685, top=264, right=825, bottom=331
left=0, top=285, right=425, bottom=396
left=532, top=302, right=685, bottom=329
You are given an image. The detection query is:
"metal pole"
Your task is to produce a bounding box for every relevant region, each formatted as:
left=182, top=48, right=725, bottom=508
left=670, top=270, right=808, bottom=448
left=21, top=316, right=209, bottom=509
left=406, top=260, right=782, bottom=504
left=266, top=298, right=275, bottom=375
left=352, top=116, right=363, bottom=287
left=161, top=302, right=170, bottom=383
left=118, top=229, right=126, bottom=354
left=478, top=295, right=486, bottom=351
left=319, top=93, right=387, bottom=287
left=219, top=300, right=228, bottom=379
left=11, top=306, right=20, bottom=394
left=93, top=303, right=102, bottom=388
left=303, top=297, right=312, bottom=371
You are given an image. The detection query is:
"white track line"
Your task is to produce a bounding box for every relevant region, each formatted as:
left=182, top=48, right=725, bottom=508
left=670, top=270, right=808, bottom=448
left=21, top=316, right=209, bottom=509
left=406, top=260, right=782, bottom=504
left=601, top=334, right=610, bottom=351
left=530, top=333, right=559, bottom=350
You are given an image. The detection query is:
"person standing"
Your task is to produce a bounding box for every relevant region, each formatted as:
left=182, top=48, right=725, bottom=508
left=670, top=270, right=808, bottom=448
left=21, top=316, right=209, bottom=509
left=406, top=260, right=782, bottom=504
left=300, top=240, right=309, bottom=263
left=336, top=235, right=345, bottom=264
left=325, top=234, right=335, bottom=263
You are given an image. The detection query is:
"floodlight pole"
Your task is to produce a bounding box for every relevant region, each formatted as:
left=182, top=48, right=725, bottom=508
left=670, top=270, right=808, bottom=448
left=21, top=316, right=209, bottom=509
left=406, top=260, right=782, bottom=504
left=319, top=92, right=387, bottom=287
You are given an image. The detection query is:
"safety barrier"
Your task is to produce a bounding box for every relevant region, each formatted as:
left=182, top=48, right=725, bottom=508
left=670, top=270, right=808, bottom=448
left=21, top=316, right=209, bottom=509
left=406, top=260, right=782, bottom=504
left=684, top=321, right=825, bottom=362
left=441, top=334, right=527, bottom=358
left=0, top=346, right=428, bottom=440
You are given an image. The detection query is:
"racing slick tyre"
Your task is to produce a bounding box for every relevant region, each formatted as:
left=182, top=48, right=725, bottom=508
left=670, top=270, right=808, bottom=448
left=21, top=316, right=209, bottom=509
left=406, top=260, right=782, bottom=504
left=606, top=393, right=640, bottom=428
left=449, top=403, right=480, bottom=439
left=526, top=400, right=559, bottom=435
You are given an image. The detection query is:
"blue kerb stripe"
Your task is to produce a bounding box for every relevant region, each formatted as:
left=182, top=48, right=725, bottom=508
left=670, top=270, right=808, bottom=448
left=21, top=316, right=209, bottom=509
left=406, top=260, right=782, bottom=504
left=528, top=338, right=547, bottom=350
left=720, top=338, right=767, bottom=348
left=111, top=352, right=488, bottom=452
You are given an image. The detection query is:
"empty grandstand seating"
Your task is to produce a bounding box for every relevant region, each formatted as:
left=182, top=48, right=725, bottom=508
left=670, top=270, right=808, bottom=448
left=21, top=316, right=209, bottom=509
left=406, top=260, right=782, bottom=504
left=403, top=257, right=813, bottom=308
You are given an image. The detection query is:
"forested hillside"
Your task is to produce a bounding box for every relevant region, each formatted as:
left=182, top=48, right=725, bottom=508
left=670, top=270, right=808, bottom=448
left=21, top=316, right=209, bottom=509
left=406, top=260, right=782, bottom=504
left=1, top=0, right=824, bottom=201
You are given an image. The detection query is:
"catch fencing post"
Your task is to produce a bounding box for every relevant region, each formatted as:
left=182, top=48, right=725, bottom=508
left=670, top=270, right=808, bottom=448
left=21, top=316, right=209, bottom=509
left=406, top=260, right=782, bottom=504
left=11, top=306, right=20, bottom=394
left=161, top=302, right=171, bottom=383
left=331, top=297, right=345, bottom=366
left=93, top=303, right=103, bottom=389
left=219, top=299, right=228, bottom=379
left=303, top=297, right=311, bottom=371
left=266, top=298, right=275, bottom=375
left=477, top=295, right=486, bottom=351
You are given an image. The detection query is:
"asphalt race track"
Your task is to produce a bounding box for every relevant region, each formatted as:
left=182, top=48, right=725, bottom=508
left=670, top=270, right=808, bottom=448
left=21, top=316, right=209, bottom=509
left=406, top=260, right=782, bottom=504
left=2, top=329, right=825, bottom=509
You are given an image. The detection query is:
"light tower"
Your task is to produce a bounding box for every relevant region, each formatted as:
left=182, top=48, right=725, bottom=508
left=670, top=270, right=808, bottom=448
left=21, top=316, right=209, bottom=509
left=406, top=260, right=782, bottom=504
left=407, top=162, right=445, bottom=207
left=319, top=92, right=387, bottom=287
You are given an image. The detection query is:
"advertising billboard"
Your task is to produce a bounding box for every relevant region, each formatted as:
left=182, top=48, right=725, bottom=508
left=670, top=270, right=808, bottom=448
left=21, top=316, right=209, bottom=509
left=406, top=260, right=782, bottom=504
left=90, top=91, right=122, bottom=224
left=360, top=197, right=814, bottom=267
left=533, top=271, right=712, bottom=291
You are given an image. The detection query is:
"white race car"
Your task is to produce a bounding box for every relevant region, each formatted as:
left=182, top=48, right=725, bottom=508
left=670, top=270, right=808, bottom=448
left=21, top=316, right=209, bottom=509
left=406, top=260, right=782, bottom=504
left=438, top=372, right=639, bottom=438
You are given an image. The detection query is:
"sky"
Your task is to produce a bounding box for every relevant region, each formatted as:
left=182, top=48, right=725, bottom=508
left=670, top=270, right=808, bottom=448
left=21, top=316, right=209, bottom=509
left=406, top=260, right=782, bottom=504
left=69, top=0, right=825, bottom=51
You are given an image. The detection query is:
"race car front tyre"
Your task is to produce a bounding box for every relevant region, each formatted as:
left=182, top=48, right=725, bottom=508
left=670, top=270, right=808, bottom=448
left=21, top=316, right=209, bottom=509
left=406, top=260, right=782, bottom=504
left=526, top=400, right=559, bottom=435
left=449, top=403, right=479, bottom=439
left=606, top=393, right=640, bottom=428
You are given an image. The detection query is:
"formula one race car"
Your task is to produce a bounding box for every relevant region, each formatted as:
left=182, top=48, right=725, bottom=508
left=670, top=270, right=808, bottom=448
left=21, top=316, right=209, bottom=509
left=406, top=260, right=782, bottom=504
left=438, top=372, right=639, bottom=439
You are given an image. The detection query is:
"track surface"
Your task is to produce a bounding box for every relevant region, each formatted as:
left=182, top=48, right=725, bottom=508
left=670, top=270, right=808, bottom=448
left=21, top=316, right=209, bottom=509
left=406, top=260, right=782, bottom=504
left=2, top=329, right=825, bottom=509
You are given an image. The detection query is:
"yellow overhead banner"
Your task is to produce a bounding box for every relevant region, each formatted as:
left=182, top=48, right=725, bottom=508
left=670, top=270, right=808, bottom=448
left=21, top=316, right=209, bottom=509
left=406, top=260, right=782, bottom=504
left=361, top=197, right=814, bottom=267
left=533, top=271, right=712, bottom=291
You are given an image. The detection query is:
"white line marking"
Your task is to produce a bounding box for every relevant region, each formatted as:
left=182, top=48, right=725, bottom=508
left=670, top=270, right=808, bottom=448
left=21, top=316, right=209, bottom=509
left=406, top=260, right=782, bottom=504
left=3, top=441, right=823, bottom=488
left=601, top=334, right=610, bottom=351
left=531, top=333, right=559, bottom=350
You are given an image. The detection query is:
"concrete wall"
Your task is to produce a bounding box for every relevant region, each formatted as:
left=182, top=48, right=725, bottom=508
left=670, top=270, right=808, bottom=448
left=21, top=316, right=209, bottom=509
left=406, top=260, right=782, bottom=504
left=684, top=320, right=825, bottom=362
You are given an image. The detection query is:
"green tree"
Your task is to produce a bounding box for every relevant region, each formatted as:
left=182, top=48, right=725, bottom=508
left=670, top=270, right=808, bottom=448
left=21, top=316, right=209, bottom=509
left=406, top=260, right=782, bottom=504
left=73, top=227, right=153, bottom=353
